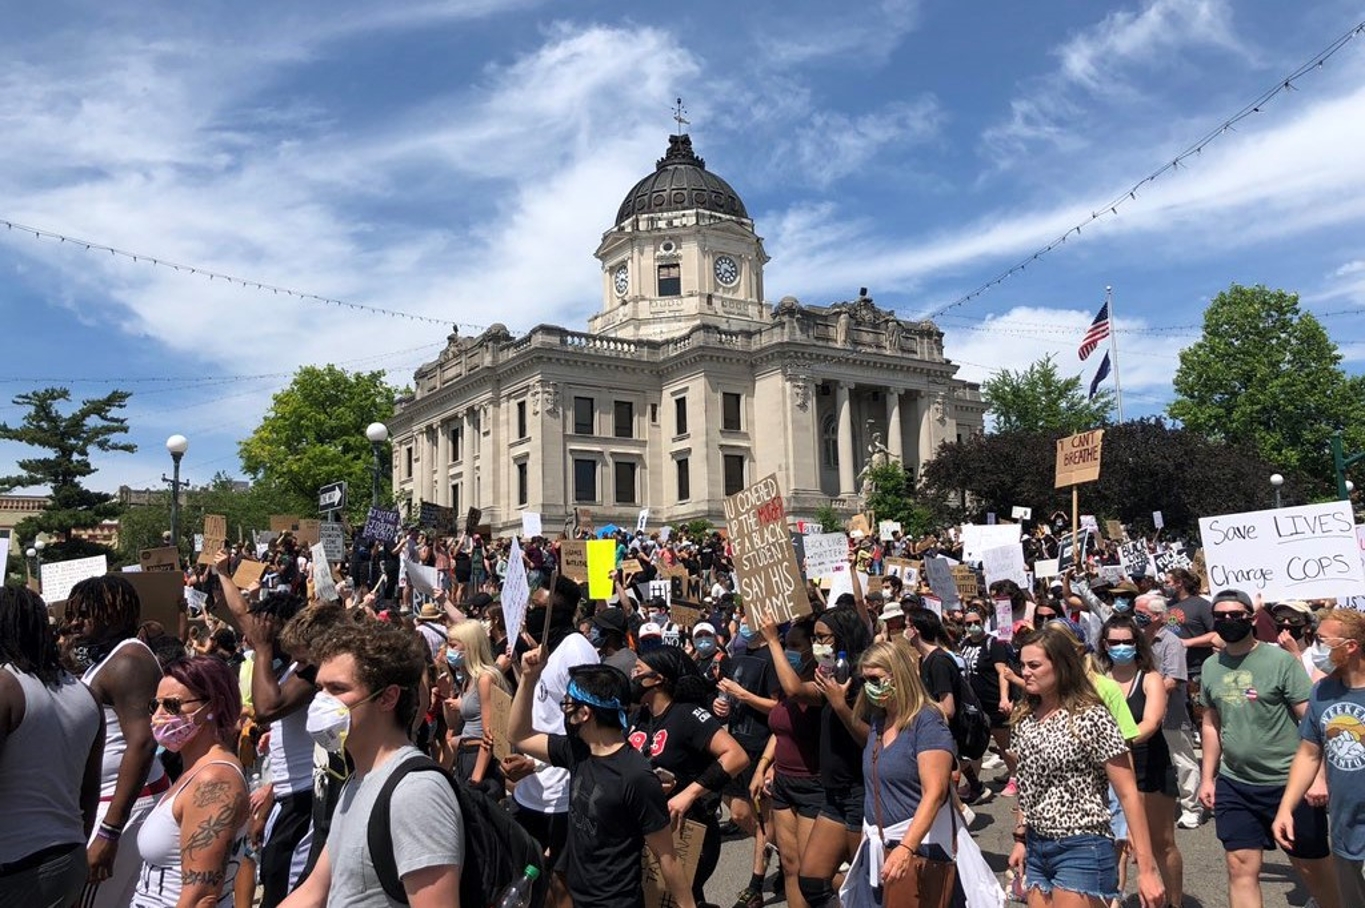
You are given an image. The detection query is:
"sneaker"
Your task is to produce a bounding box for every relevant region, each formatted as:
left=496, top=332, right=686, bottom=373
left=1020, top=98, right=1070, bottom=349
left=982, top=751, right=1004, bottom=770
left=1177, top=812, right=1203, bottom=829
left=730, top=888, right=762, bottom=908
left=1001, top=778, right=1019, bottom=798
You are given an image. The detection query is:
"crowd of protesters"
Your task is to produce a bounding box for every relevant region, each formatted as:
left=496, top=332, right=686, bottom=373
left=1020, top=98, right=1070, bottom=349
left=1, top=513, right=1364, bottom=908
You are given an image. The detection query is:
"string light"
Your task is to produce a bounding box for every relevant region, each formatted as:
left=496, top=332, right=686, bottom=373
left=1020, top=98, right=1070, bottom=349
left=922, top=17, right=1365, bottom=320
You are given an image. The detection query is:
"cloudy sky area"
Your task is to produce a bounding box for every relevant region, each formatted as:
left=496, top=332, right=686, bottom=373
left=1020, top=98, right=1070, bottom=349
left=2, top=0, right=1364, bottom=494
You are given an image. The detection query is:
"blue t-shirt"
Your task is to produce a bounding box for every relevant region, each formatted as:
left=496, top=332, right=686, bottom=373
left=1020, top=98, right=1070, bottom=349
left=862, top=708, right=956, bottom=826
left=1300, top=676, right=1365, bottom=860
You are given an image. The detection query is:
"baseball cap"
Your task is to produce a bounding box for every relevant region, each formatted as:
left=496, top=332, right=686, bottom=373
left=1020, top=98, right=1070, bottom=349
left=592, top=608, right=629, bottom=637
left=639, top=622, right=663, bottom=639
left=693, top=622, right=716, bottom=637
left=1212, top=589, right=1254, bottom=610
left=1271, top=600, right=1312, bottom=617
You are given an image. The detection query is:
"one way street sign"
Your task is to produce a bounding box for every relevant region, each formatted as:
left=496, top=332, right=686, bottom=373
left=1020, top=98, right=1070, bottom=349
left=318, top=481, right=347, bottom=514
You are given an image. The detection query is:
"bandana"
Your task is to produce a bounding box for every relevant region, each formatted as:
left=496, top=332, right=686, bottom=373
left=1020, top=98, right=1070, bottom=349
left=566, top=680, right=628, bottom=729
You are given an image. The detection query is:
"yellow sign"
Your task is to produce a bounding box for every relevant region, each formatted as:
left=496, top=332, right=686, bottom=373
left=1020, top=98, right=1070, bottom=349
left=586, top=539, right=616, bottom=600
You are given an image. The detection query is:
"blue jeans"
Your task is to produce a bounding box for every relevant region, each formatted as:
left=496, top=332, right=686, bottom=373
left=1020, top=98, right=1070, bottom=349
left=1024, top=831, right=1119, bottom=900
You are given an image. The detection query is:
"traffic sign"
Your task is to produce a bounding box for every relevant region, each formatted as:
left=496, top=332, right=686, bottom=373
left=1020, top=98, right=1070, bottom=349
left=318, top=481, right=347, bottom=513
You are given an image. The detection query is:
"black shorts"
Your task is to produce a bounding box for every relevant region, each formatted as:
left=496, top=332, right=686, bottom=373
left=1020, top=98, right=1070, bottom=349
left=817, top=784, right=865, bottom=831
left=260, top=789, right=314, bottom=908
left=770, top=774, right=823, bottom=819
left=1214, top=776, right=1329, bottom=859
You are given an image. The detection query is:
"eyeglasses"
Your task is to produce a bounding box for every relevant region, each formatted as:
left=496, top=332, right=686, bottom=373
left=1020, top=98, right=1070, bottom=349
left=1213, top=612, right=1251, bottom=622
left=148, top=697, right=205, bottom=715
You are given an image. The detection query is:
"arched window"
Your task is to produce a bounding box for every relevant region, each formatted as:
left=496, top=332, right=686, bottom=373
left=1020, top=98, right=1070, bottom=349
left=821, top=413, right=839, bottom=468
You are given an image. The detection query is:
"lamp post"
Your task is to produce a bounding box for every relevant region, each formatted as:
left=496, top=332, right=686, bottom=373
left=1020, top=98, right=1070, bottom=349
left=165, top=434, right=189, bottom=554
left=27, top=539, right=45, bottom=591
left=366, top=422, right=389, bottom=507
left=1270, top=473, right=1284, bottom=509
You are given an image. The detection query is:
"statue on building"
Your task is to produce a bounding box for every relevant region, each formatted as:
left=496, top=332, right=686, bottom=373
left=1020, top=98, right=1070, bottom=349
left=883, top=317, right=903, bottom=353
left=835, top=309, right=851, bottom=348
left=858, top=430, right=894, bottom=497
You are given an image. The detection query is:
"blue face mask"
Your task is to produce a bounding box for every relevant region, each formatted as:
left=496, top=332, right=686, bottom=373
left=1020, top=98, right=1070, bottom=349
left=446, top=650, right=464, bottom=670
left=785, top=649, right=804, bottom=672
left=1134, top=612, right=1153, bottom=629
left=1108, top=644, right=1138, bottom=664
left=694, top=636, right=716, bottom=656
left=1113, top=598, right=1132, bottom=613
left=588, top=627, right=603, bottom=647
left=738, top=624, right=757, bottom=641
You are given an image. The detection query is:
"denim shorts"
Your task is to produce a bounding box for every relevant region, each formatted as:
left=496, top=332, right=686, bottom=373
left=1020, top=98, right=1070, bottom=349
left=1024, top=831, right=1119, bottom=901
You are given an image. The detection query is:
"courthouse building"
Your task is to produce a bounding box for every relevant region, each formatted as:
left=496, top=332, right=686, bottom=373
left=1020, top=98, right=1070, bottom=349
left=388, top=133, right=984, bottom=535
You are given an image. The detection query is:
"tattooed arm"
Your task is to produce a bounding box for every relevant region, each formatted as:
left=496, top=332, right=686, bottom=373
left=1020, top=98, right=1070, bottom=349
left=174, top=763, right=249, bottom=908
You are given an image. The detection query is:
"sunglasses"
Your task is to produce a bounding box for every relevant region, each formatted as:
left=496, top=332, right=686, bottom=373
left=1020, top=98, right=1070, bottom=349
left=964, top=622, right=983, bottom=630
left=1034, top=613, right=1059, bottom=622
left=1213, top=612, right=1251, bottom=622
left=148, top=696, right=205, bottom=715
left=1105, top=638, right=1136, bottom=646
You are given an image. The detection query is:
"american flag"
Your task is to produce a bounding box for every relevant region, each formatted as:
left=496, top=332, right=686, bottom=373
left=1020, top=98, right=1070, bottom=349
left=1077, top=301, right=1110, bottom=361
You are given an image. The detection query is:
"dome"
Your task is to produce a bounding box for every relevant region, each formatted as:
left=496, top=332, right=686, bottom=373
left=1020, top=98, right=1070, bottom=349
left=615, top=134, right=748, bottom=225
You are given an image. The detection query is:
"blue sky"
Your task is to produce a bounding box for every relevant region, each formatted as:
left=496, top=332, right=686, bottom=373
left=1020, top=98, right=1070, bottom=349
left=3, top=0, right=1364, bottom=495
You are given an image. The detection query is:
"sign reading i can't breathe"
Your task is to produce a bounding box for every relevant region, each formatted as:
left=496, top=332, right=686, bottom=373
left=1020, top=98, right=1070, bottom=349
left=1198, top=501, right=1365, bottom=600
left=1055, top=429, right=1105, bottom=488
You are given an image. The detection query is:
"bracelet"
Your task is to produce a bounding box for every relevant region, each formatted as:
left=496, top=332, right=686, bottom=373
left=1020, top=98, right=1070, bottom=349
left=96, top=823, right=122, bottom=841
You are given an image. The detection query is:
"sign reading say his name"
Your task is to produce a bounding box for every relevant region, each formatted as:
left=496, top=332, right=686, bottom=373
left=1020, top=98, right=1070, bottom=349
left=1055, top=429, right=1104, bottom=488
left=723, top=474, right=809, bottom=623
left=1199, top=501, right=1365, bottom=600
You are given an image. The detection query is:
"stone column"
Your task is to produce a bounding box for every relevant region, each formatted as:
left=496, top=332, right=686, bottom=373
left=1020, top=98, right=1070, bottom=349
left=917, top=390, right=936, bottom=469
left=885, top=389, right=903, bottom=463
left=836, top=382, right=856, bottom=496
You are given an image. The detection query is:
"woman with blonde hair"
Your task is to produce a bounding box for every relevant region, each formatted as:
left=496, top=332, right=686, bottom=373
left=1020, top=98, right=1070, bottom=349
left=840, top=638, right=958, bottom=906
left=441, top=619, right=510, bottom=798
left=1009, top=623, right=1166, bottom=908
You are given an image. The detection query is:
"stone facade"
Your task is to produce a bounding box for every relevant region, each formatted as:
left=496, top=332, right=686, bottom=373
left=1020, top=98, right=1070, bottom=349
left=388, top=135, right=984, bottom=534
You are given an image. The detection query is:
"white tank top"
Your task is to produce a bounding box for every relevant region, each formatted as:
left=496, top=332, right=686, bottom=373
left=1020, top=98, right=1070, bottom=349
left=267, top=662, right=316, bottom=796
left=82, top=638, right=167, bottom=798
left=132, top=761, right=247, bottom=908
left=0, top=665, right=102, bottom=862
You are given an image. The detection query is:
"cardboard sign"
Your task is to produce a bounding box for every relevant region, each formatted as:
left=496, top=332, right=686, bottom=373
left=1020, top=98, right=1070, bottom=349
left=803, top=533, right=849, bottom=579
left=116, top=571, right=184, bottom=629
left=847, top=514, right=871, bottom=536
left=642, top=819, right=705, bottom=908
left=311, top=543, right=339, bottom=602
left=295, top=519, right=322, bottom=547
left=501, top=538, right=531, bottom=646
left=961, top=524, right=1022, bottom=564
left=883, top=557, right=921, bottom=590
left=487, top=685, right=513, bottom=762
left=1011, top=506, right=1032, bottom=520
left=40, top=555, right=108, bottom=603
left=621, top=559, right=644, bottom=580
left=232, top=558, right=267, bottom=590
left=521, top=512, right=542, bottom=539
left=879, top=520, right=901, bottom=541
left=1055, top=429, right=1105, bottom=488
left=981, top=544, right=1028, bottom=590
left=320, top=523, right=346, bottom=564
left=204, top=515, right=227, bottom=540
left=723, top=474, right=810, bottom=624
left=1199, top=501, right=1365, bottom=600
left=950, top=565, right=980, bottom=599
left=419, top=502, right=457, bottom=533
left=140, top=546, right=180, bottom=573
left=465, top=507, right=482, bottom=534
left=671, top=604, right=702, bottom=630
left=269, top=515, right=298, bottom=533
left=1105, top=520, right=1125, bottom=541
left=559, top=540, right=589, bottom=583
left=924, top=556, right=959, bottom=609
left=1034, top=558, right=1061, bottom=579
left=362, top=507, right=401, bottom=542
left=585, top=539, right=616, bottom=599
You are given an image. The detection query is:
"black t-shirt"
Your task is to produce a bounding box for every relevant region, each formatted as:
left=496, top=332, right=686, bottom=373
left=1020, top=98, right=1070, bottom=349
left=919, top=648, right=959, bottom=707
left=628, top=701, right=721, bottom=794
left=819, top=696, right=865, bottom=789
left=721, top=647, right=779, bottom=753
left=959, top=636, right=1011, bottom=711
left=548, top=734, right=671, bottom=908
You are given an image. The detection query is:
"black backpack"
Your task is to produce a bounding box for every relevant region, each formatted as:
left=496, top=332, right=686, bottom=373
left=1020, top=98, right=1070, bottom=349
left=939, top=651, right=992, bottom=760
left=368, top=756, right=547, bottom=908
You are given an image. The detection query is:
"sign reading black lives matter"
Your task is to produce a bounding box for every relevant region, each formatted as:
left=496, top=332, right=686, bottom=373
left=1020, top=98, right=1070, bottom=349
left=723, top=474, right=810, bottom=624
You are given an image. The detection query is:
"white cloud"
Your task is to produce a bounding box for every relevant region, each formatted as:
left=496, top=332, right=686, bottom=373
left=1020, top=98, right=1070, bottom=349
left=780, top=98, right=943, bottom=189
left=759, top=0, right=921, bottom=67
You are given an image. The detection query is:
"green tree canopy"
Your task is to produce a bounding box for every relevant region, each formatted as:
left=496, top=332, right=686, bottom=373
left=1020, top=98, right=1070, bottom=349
left=0, top=387, right=134, bottom=559
left=863, top=460, right=934, bottom=537
left=981, top=353, right=1114, bottom=434
left=238, top=366, right=396, bottom=520
left=1169, top=283, right=1365, bottom=492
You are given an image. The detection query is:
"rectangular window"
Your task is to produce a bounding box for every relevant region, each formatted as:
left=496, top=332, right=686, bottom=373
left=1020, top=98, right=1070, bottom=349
left=451, top=482, right=460, bottom=515
left=405, top=446, right=414, bottom=479
left=573, top=397, right=594, bottom=435
left=516, top=401, right=527, bottom=439
left=517, top=461, right=528, bottom=505
left=674, top=396, right=688, bottom=435
left=650, top=403, right=658, bottom=425
left=658, top=263, right=681, bottom=296
left=573, top=459, right=597, bottom=502
left=451, top=426, right=462, bottom=462
left=614, top=461, right=637, bottom=505
left=614, top=401, right=634, bottom=439
left=722, top=392, right=742, bottom=431
left=724, top=454, right=745, bottom=496
left=676, top=458, right=690, bottom=501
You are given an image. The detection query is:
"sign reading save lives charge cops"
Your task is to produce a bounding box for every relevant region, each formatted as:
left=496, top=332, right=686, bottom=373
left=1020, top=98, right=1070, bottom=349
left=1198, top=501, right=1365, bottom=601
left=1055, top=429, right=1105, bottom=488
left=723, top=474, right=810, bottom=623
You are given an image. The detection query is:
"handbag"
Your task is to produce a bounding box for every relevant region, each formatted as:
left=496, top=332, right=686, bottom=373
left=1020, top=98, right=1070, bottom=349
left=870, top=721, right=958, bottom=908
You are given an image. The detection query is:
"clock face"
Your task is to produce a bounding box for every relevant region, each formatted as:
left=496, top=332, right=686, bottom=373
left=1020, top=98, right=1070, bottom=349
left=613, top=264, right=629, bottom=295
left=714, top=255, right=739, bottom=287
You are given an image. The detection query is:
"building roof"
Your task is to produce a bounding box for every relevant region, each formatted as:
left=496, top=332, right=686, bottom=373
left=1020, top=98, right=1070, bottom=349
left=615, top=134, right=748, bottom=225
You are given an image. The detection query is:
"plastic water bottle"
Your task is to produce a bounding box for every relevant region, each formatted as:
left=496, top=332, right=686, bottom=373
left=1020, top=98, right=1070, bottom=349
left=494, top=865, right=541, bottom=908
left=834, top=650, right=851, bottom=684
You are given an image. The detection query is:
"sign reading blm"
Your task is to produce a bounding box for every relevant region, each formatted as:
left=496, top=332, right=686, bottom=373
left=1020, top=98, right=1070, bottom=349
left=1055, top=429, right=1105, bottom=488
left=1199, top=501, right=1365, bottom=601
left=723, top=474, right=809, bottom=624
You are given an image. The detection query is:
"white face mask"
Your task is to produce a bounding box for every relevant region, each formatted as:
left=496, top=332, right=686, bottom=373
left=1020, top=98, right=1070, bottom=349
left=1311, top=643, right=1337, bottom=675
left=306, top=692, right=352, bottom=754
left=812, top=643, right=836, bottom=666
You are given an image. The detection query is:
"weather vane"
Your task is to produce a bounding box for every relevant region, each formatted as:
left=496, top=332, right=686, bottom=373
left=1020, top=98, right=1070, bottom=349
left=672, top=97, right=690, bottom=134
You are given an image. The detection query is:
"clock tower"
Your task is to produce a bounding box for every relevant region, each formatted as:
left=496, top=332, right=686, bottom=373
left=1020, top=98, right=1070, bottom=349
left=589, top=133, right=770, bottom=340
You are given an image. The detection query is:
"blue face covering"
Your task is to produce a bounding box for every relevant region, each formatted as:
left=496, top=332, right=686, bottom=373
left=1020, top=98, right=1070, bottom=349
left=588, top=627, right=603, bottom=647
left=1108, top=644, right=1138, bottom=664
left=784, top=649, right=804, bottom=672
left=738, top=623, right=757, bottom=640
left=446, top=650, right=464, bottom=671
left=694, top=636, right=716, bottom=656
left=1113, top=598, right=1132, bottom=612
left=1134, top=612, right=1153, bottom=629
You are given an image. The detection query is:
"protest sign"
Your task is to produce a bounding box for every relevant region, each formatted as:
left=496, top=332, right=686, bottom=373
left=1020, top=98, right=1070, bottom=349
left=1080, top=515, right=1099, bottom=535
left=1153, top=549, right=1192, bottom=575
left=465, top=507, right=482, bottom=534
left=671, top=604, right=702, bottom=630
left=1096, top=565, right=1126, bottom=586
left=1011, top=506, right=1032, bottom=520
left=232, top=558, right=267, bottom=590
left=585, top=539, right=616, bottom=600
left=419, top=502, right=457, bottom=533
left=883, top=557, right=920, bottom=589
left=117, top=571, right=183, bottom=629
left=269, top=515, right=298, bottom=534
left=185, top=588, right=207, bottom=616
left=994, top=599, right=1015, bottom=641
left=140, top=546, right=180, bottom=573
left=204, top=514, right=227, bottom=541
left=40, top=555, right=107, bottom=603
left=1153, top=510, right=1165, bottom=530
left=487, top=686, right=513, bottom=761
left=1058, top=532, right=1088, bottom=571
left=1105, top=520, right=1125, bottom=541
left=924, top=556, right=959, bottom=609
left=362, top=507, right=401, bottom=543
left=723, top=474, right=809, bottom=623
left=803, top=533, right=848, bottom=579
left=642, top=819, right=705, bottom=908
left=636, top=509, right=650, bottom=533
left=1033, top=558, right=1061, bottom=579
left=295, top=519, right=322, bottom=547
left=404, top=562, right=440, bottom=598
left=1339, top=596, right=1365, bottom=612
left=621, top=559, right=644, bottom=581
left=1055, top=429, right=1104, bottom=488
left=1198, top=501, right=1365, bottom=600
left=1118, top=540, right=1150, bottom=577
left=950, top=565, right=980, bottom=599
left=961, top=524, right=1021, bottom=564
left=311, top=544, right=339, bottom=602
left=193, top=534, right=205, bottom=554
left=501, top=538, right=531, bottom=649
left=521, top=512, right=542, bottom=539
left=879, top=521, right=901, bottom=541
left=320, top=523, right=346, bottom=564
left=920, top=594, right=943, bottom=617
left=826, top=562, right=854, bottom=604
left=559, top=540, right=588, bottom=582
left=986, top=513, right=997, bottom=525
left=982, top=544, right=1028, bottom=590
left=659, top=526, right=672, bottom=543
left=847, top=514, right=871, bottom=536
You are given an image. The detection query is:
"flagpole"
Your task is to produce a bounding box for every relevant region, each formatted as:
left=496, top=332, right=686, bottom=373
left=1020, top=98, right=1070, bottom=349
left=1106, top=285, right=1124, bottom=422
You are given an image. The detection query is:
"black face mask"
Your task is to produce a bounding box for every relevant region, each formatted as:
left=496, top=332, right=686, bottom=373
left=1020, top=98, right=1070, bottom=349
left=1215, top=616, right=1253, bottom=643
left=1277, top=623, right=1306, bottom=640
left=1134, top=612, right=1154, bottom=629
left=629, top=678, right=656, bottom=705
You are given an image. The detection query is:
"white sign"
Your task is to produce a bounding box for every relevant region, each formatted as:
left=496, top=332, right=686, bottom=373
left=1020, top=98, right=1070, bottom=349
left=960, top=524, right=1022, bottom=564
left=923, top=555, right=960, bottom=609
left=636, top=509, right=650, bottom=533
left=659, top=526, right=672, bottom=543
left=0, top=537, right=8, bottom=577
left=404, top=562, right=440, bottom=598
left=648, top=578, right=672, bottom=608
left=120, top=564, right=143, bottom=573
left=40, top=555, right=108, bottom=604
left=994, top=599, right=1014, bottom=641
left=803, top=533, right=849, bottom=579
left=878, top=521, right=901, bottom=541
left=193, top=534, right=205, bottom=554
left=1011, top=506, right=1032, bottom=520
left=311, top=543, right=339, bottom=602
left=500, top=537, right=530, bottom=651
left=1153, top=510, right=1165, bottom=530
left=320, top=523, right=346, bottom=564
left=981, top=544, right=1028, bottom=590
left=185, top=587, right=208, bottom=615
left=1198, top=501, right=1365, bottom=600
left=1080, top=515, right=1099, bottom=534
left=1034, top=558, right=1061, bottom=579
left=826, top=562, right=854, bottom=602
left=521, top=512, right=542, bottom=539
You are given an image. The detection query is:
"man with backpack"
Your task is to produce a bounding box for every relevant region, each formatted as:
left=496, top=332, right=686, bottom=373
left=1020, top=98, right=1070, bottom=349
left=906, top=608, right=992, bottom=800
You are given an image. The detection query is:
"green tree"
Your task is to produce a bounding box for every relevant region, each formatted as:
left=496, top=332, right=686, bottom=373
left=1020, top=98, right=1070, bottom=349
left=238, top=366, right=396, bottom=520
left=982, top=354, right=1114, bottom=433
left=863, top=461, right=934, bottom=537
left=0, top=387, right=134, bottom=561
left=814, top=503, right=842, bottom=533
left=1169, top=284, right=1365, bottom=491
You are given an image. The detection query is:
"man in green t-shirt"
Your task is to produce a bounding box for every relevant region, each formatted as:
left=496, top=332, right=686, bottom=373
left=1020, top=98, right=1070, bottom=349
left=1198, top=589, right=1341, bottom=908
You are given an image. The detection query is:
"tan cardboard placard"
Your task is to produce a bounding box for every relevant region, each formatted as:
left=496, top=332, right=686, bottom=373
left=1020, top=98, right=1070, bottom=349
left=847, top=514, right=871, bottom=535
left=1055, top=429, right=1105, bottom=488
left=487, top=685, right=513, bottom=762
left=642, top=819, right=705, bottom=908
left=559, top=540, right=589, bottom=582
left=140, top=546, right=180, bottom=573
left=723, top=474, right=810, bottom=624
left=270, top=515, right=298, bottom=533
left=204, top=515, right=227, bottom=540
left=621, top=560, right=644, bottom=580
left=950, top=565, right=980, bottom=599
left=295, top=519, right=322, bottom=547
left=197, top=541, right=225, bottom=567
left=1105, top=519, right=1125, bottom=541
left=232, top=558, right=267, bottom=590
left=117, top=571, right=184, bottom=630
left=670, top=604, right=702, bottom=629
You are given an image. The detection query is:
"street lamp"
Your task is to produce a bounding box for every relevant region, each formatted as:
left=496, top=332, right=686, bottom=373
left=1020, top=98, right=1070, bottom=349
left=165, top=434, right=189, bottom=555
left=1270, top=473, right=1284, bottom=509
left=27, top=539, right=45, bottom=591
left=366, top=422, right=389, bottom=507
